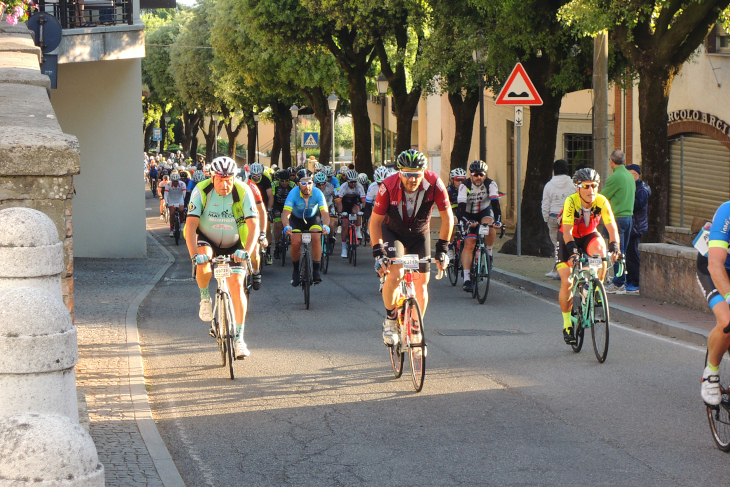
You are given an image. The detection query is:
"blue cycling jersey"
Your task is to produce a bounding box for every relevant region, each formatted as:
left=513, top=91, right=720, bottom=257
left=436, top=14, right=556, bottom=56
left=187, top=179, right=196, bottom=192
left=330, top=176, right=340, bottom=189
left=283, top=187, right=328, bottom=220
left=708, top=200, right=730, bottom=269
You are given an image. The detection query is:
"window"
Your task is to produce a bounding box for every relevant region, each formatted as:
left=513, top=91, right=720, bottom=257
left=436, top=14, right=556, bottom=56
left=563, top=133, right=593, bottom=175
left=374, top=125, right=382, bottom=164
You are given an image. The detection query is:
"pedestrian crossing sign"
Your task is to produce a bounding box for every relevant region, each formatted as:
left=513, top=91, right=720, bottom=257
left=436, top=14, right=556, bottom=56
left=303, top=132, right=319, bottom=147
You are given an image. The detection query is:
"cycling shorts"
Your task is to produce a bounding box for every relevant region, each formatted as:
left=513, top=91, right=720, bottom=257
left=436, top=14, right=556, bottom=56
left=290, top=214, right=322, bottom=233
left=341, top=194, right=361, bottom=215
left=696, top=254, right=730, bottom=309
left=556, top=230, right=602, bottom=267
left=381, top=226, right=430, bottom=273
left=196, top=231, right=245, bottom=272
left=464, top=208, right=494, bottom=237
left=272, top=209, right=282, bottom=223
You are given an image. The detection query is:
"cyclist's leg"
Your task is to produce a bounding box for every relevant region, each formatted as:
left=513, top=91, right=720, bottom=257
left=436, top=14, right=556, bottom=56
left=556, top=231, right=577, bottom=338
left=353, top=204, right=362, bottom=238
left=194, top=237, right=215, bottom=322
left=698, top=257, right=730, bottom=369
left=407, top=234, right=431, bottom=315
left=169, top=206, right=176, bottom=231
left=585, top=232, right=608, bottom=281
left=226, top=259, right=249, bottom=356
left=250, top=241, right=260, bottom=272
left=461, top=219, right=477, bottom=281
left=381, top=229, right=404, bottom=311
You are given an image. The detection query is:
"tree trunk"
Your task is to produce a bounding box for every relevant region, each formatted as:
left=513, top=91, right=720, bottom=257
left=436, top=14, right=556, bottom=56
left=247, top=118, right=257, bottom=166
left=191, top=123, right=199, bottom=159
left=272, top=102, right=293, bottom=168
left=144, top=124, right=154, bottom=152
left=199, top=118, right=217, bottom=163
left=637, top=67, right=675, bottom=243
left=501, top=59, right=563, bottom=256
left=160, top=115, right=167, bottom=153
left=271, top=119, right=281, bottom=168
left=448, top=89, right=479, bottom=170
left=181, top=111, right=200, bottom=157
left=348, top=72, right=374, bottom=176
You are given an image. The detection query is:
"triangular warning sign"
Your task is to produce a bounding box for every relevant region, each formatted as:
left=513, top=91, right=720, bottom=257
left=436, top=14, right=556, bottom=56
left=304, top=134, right=318, bottom=147
left=494, top=62, right=543, bottom=106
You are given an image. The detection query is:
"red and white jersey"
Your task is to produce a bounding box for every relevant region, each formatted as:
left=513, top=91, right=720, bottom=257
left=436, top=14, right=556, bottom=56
left=247, top=180, right=263, bottom=204
left=164, top=181, right=187, bottom=205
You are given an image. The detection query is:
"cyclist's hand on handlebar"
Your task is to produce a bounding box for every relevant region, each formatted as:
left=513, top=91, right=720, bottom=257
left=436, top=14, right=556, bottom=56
left=435, top=252, right=449, bottom=272
left=194, top=254, right=209, bottom=265
left=233, top=249, right=249, bottom=262
left=322, top=224, right=330, bottom=235
left=284, top=225, right=293, bottom=237
left=374, top=256, right=389, bottom=278
left=258, top=233, right=269, bottom=247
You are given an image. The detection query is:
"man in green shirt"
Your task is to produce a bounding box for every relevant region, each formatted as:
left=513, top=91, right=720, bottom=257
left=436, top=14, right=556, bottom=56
left=600, top=149, right=635, bottom=292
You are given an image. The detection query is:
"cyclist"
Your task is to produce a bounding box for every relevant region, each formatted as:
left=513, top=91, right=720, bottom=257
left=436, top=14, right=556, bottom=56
left=314, top=171, right=341, bottom=251
left=164, top=172, right=187, bottom=237
left=447, top=168, right=466, bottom=210
left=272, top=169, right=295, bottom=259
left=364, top=166, right=391, bottom=219
left=148, top=163, right=159, bottom=198
left=158, top=173, right=169, bottom=220
left=249, top=163, right=274, bottom=264
left=239, top=169, right=268, bottom=291
left=556, top=168, right=620, bottom=345
left=337, top=169, right=366, bottom=258
left=456, top=160, right=504, bottom=293
left=370, top=149, right=453, bottom=346
left=358, top=172, right=370, bottom=189
left=697, top=201, right=730, bottom=405
left=282, top=169, right=331, bottom=286
left=185, top=156, right=259, bottom=359
left=323, top=165, right=340, bottom=189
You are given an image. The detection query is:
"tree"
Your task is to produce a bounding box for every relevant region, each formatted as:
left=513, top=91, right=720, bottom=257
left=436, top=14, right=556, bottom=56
left=561, top=0, right=730, bottom=243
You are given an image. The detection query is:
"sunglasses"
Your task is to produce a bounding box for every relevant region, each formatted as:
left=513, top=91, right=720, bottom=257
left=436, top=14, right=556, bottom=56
left=300, top=180, right=313, bottom=186
left=400, top=171, right=424, bottom=179
left=215, top=173, right=234, bottom=179
left=578, top=182, right=598, bottom=189
left=471, top=172, right=485, bottom=177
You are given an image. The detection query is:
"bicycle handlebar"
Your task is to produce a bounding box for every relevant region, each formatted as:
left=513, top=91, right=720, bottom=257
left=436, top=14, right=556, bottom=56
left=383, top=256, right=445, bottom=280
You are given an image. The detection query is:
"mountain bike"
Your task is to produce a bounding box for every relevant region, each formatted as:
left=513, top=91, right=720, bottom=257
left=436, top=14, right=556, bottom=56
left=568, top=253, right=622, bottom=363
left=385, top=255, right=444, bottom=393
left=447, top=222, right=465, bottom=287
left=705, top=348, right=730, bottom=451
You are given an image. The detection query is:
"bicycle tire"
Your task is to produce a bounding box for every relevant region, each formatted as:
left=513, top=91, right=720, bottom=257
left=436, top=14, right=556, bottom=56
left=447, top=259, right=458, bottom=286
left=322, top=236, right=330, bottom=274
left=215, top=295, right=226, bottom=367
left=389, top=317, right=404, bottom=378
left=352, top=243, right=357, bottom=267
left=590, top=279, right=610, bottom=363
left=222, top=293, right=236, bottom=380
left=174, top=214, right=180, bottom=246
left=301, top=250, right=311, bottom=310
left=476, top=248, right=490, bottom=304
left=470, top=250, right=478, bottom=299
left=405, top=298, right=426, bottom=392
left=706, top=349, right=730, bottom=451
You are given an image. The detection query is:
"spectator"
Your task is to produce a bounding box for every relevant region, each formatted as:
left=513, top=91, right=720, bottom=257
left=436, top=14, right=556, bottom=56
left=625, top=164, right=650, bottom=293
left=600, top=149, right=636, bottom=293
left=541, top=159, right=575, bottom=279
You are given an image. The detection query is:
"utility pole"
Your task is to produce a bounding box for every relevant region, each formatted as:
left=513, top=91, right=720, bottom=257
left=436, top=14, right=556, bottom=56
left=593, top=30, right=609, bottom=185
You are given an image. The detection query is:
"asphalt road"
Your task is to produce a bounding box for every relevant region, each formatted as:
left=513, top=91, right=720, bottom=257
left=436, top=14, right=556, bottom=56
left=139, top=191, right=730, bottom=486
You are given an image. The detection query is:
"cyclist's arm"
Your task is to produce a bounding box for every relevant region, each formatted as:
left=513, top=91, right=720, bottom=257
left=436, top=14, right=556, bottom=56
left=708, top=247, right=730, bottom=299
left=604, top=221, right=620, bottom=249
left=320, top=208, right=331, bottom=230
left=266, top=189, right=274, bottom=210
left=562, top=223, right=575, bottom=244
left=184, top=216, right=199, bottom=258
left=438, top=205, right=454, bottom=243
left=369, top=212, right=386, bottom=248
left=244, top=218, right=258, bottom=255
left=335, top=198, right=343, bottom=214
left=256, top=201, right=267, bottom=236
left=281, top=209, right=292, bottom=230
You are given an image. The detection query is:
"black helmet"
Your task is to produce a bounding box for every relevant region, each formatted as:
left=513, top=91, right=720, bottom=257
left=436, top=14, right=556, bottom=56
left=396, top=149, right=427, bottom=171
left=297, top=169, right=312, bottom=180
left=469, top=160, right=488, bottom=174
left=276, top=169, right=290, bottom=181
left=572, top=167, right=600, bottom=185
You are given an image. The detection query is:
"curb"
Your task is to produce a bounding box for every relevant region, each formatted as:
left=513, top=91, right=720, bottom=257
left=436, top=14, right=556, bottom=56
left=125, top=232, right=185, bottom=487
left=491, top=268, right=709, bottom=347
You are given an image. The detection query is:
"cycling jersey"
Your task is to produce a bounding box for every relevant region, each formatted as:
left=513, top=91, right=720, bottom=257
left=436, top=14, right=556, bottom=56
left=706, top=200, right=730, bottom=269
left=188, top=181, right=258, bottom=248
left=252, top=174, right=272, bottom=207
left=318, top=182, right=339, bottom=210
left=272, top=180, right=295, bottom=211
left=329, top=176, right=341, bottom=189
left=247, top=179, right=263, bottom=204
left=164, top=181, right=187, bottom=206
left=337, top=182, right=366, bottom=200
left=457, top=179, right=499, bottom=214
left=373, top=171, right=450, bottom=238
left=365, top=182, right=380, bottom=204
left=284, top=187, right=328, bottom=220
left=558, top=193, right=615, bottom=239
left=447, top=184, right=459, bottom=209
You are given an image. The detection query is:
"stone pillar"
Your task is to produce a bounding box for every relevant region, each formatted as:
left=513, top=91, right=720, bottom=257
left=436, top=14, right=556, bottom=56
left=0, top=413, right=104, bottom=486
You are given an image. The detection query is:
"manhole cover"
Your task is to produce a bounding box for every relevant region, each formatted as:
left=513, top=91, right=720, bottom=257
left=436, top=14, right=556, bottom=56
left=434, top=329, right=527, bottom=337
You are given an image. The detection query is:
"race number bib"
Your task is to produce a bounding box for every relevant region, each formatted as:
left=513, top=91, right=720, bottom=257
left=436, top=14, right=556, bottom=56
left=301, top=233, right=312, bottom=244
left=693, top=223, right=711, bottom=257
left=402, top=254, right=419, bottom=270
left=214, top=264, right=231, bottom=279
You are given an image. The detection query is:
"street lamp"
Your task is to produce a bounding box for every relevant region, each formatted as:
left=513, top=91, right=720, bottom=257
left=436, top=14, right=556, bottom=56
left=472, top=34, right=486, bottom=162
left=253, top=112, right=260, bottom=164
left=163, top=114, right=171, bottom=152
left=377, top=73, right=388, bottom=165
left=212, top=112, right=220, bottom=157
left=290, top=104, right=299, bottom=167
left=327, top=91, right=339, bottom=168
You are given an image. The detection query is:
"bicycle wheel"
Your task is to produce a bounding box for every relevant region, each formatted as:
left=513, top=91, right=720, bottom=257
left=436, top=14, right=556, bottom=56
left=405, top=298, right=426, bottom=392
left=475, top=247, right=490, bottom=304
left=590, top=279, right=610, bottom=363
left=302, top=251, right=311, bottom=310
left=321, top=236, right=330, bottom=274
left=447, top=258, right=458, bottom=286
left=470, top=251, right=478, bottom=299
left=352, top=242, right=357, bottom=267
left=215, top=296, right=226, bottom=366
left=706, top=349, right=730, bottom=451
left=389, top=314, right=404, bottom=378
left=221, top=293, right=235, bottom=379
left=173, top=215, right=180, bottom=246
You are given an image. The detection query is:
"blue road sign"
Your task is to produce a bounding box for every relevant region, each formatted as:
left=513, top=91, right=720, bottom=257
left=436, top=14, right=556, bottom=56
left=153, top=128, right=162, bottom=141
left=303, top=132, right=319, bottom=147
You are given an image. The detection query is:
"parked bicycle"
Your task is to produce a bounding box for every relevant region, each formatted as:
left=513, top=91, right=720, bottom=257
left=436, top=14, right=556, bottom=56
left=568, top=253, right=623, bottom=363
left=385, top=255, right=444, bottom=393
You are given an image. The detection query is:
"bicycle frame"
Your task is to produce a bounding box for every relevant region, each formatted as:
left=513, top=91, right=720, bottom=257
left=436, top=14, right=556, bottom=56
left=570, top=254, right=610, bottom=326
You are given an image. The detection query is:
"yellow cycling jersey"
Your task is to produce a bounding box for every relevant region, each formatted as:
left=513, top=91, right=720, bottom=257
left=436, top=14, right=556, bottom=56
left=559, top=193, right=615, bottom=238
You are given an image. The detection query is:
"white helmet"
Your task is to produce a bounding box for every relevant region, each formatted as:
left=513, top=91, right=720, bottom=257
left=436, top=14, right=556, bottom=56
left=192, top=170, right=206, bottom=183
left=170, top=172, right=180, bottom=182
left=323, top=165, right=334, bottom=178
left=210, top=157, right=238, bottom=177
left=249, top=163, right=264, bottom=175
left=374, top=166, right=390, bottom=183
left=314, top=162, right=323, bottom=172
left=450, top=168, right=467, bottom=179
left=346, top=169, right=358, bottom=182
left=357, top=173, right=368, bottom=185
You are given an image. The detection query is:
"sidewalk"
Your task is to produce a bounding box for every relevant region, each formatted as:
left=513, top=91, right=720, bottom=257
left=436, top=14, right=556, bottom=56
left=74, top=233, right=182, bottom=487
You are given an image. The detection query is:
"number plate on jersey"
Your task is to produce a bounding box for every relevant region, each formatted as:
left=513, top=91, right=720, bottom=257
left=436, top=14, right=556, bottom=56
left=402, top=254, right=419, bottom=270
left=587, top=257, right=602, bottom=270
left=214, top=264, right=231, bottom=279
left=479, top=225, right=490, bottom=236
left=301, top=233, right=312, bottom=244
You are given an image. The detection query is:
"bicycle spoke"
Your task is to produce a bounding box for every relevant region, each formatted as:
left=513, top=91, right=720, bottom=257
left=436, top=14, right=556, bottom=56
left=591, top=279, right=610, bottom=363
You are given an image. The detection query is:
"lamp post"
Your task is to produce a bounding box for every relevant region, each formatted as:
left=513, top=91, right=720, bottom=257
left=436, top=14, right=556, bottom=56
left=377, top=73, right=388, bottom=165
left=211, top=112, right=220, bottom=157
left=163, top=113, right=171, bottom=153
left=472, top=36, right=486, bottom=162
left=253, top=112, right=260, bottom=164
left=327, top=91, right=339, bottom=169
left=290, top=104, right=299, bottom=167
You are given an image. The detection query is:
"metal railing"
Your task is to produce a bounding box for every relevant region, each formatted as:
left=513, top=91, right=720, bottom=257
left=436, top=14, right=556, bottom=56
left=37, top=0, right=133, bottom=29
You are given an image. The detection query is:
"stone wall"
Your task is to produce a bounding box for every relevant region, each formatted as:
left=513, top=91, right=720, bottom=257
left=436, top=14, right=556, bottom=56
left=639, top=243, right=708, bottom=312
left=0, top=20, right=80, bottom=319
left=665, top=226, right=695, bottom=246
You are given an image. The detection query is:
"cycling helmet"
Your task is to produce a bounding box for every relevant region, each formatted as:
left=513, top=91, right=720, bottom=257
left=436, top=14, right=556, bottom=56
left=192, top=170, right=206, bottom=183
left=297, top=168, right=312, bottom=180
left=573, top=167, right=600, bottom=185
left=249, top=163, right=264, bottom=176
left=210, top=156, right=238, bottom=177
left=161, top=170, right=169, bottom=177
left=203, top=164, right=211, bottom=172
left=358, top=173, right=368, bottom=185
left=322, top=165, right=334, bottom=178
left=276, top=169, right=290, bottom=181
left=450, top=168, right=467, bottom=179
left=173, top=163, right=180, bottom=170
left=271, top=164, right=279, bottom=171
left=374, top=166, right=390, bottom=183
left=295, top=165, right=305, bottom=173
left=238, top=167, right=249, bottom=183
left=170, top=172, right=180, bottom=181
left=345, top=170, right=358, bottom=182
left=469, top=160, right=488, bottom=174
left=314, top=162, right=323, bottom=173
left=313, top=172, right=328, bottom=185
left=396, top=149, right=427, bottom=171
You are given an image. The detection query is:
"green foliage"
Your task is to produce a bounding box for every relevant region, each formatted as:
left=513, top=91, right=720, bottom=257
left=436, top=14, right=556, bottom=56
left=336, top=118, right=354, bottom=151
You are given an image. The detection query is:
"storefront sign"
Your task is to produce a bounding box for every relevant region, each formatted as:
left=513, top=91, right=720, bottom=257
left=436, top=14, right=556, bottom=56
left=668, top=109, right=730, bottom=135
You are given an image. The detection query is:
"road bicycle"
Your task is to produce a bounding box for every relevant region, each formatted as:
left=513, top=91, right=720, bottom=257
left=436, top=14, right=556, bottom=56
left=321, top=232, right=334, bottom=274
left=149, top=177, right=158, bottom=198
left=465, top=221, right=497, bottom=304
left=297, top=231, right=320, bottom=310
left=360, top=213, right=370, bottom=247
left=385, top=255, right=444, bottom=392
left=446, top=221, right=465, bottom=287
left=344, top=212, right=362, bottom=266
left=194, top=254, right=253, bottom=380
left=568, top=253, right=622, bottom=363
left=278, top=229, right=290, bottom=267
left=705, top=347, right=730, bottom=451
left=171, top=207, right=182, bottom=246
left=163, top=205, right=170, bottom=224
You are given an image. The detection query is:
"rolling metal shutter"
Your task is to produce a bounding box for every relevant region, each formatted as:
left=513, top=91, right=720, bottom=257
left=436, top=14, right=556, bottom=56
left=668, top=134, right=730, bottom=227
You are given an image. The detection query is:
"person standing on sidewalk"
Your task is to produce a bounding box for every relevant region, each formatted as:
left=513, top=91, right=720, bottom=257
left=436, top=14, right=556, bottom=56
left=600, top=150, right=635, bottom=293
left=542, top=159, right=575, bottom=279
left=625, top=164, right=651, bottom=293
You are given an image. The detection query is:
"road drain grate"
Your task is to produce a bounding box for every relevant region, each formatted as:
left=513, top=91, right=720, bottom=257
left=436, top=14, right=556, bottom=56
left=434, top=329, right=528, bottom=337
left=163, top=277, right=196, bottom=282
